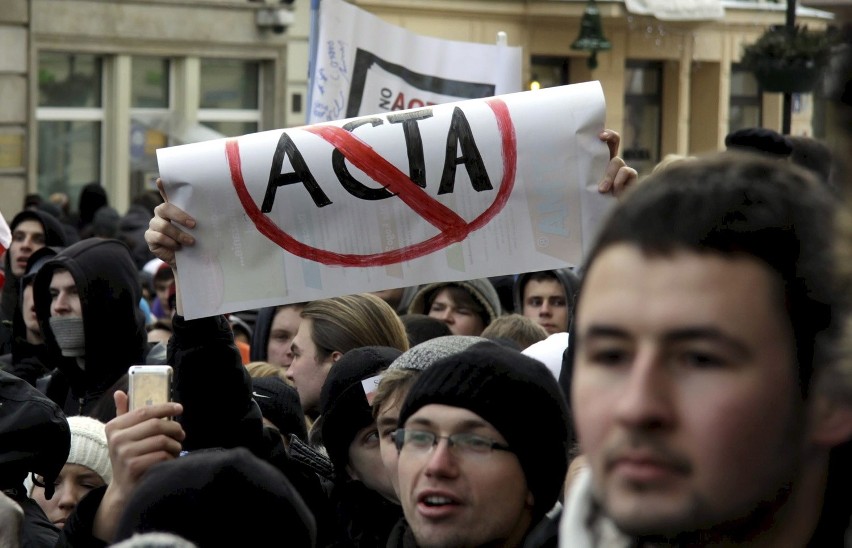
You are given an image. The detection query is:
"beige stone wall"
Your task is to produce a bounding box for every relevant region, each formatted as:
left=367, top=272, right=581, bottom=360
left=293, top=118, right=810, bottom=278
left=0, top=0, right=29, bottom=216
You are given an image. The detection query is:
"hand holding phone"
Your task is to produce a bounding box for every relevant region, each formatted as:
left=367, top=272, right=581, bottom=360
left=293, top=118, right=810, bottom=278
left=128, top=365, right=173, bottom=412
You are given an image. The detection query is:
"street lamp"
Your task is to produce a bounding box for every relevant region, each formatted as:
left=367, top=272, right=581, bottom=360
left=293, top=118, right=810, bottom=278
left=571, top=0, right=612, bottom=70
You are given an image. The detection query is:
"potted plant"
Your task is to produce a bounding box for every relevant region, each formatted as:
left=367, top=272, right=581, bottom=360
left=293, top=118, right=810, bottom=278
left=741, top=25, right=834, bottom=93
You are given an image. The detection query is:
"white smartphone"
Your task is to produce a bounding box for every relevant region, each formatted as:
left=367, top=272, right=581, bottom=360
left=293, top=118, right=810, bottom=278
left=128, top=365, right=173, bottom=412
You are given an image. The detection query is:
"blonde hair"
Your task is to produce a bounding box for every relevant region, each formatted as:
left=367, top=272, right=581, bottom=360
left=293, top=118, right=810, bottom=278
left=302, top=293, right=409, bottom=360
left=245, top=361, right=287, bottom=381
left=481, top=313, right=548, bottom=349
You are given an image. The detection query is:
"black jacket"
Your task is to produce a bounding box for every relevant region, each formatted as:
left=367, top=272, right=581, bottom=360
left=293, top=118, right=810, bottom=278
left=33, top=239, right=148, bottom=417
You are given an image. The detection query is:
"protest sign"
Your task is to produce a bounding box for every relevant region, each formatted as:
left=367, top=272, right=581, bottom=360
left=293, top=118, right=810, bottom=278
left=156, top=82, right=611, bottom=319
left=307, top=0, right=522, bottom=124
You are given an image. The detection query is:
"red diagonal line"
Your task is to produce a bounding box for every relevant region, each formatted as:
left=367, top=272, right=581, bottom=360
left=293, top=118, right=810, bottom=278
left=304, top=125, right=468, bottom=240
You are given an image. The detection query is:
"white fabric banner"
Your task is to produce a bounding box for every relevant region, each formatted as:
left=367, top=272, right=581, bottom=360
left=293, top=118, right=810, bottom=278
left=157, top=83, right=611, bottom=319
left=624, top=0, right=724, bottom=21
left=308, top=0, right=522, bottom=124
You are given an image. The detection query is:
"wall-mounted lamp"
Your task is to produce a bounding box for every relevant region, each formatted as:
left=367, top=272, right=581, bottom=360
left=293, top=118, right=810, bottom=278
left=571, top=0, right=612, bottom=70
left=256, top=7, right=294, bottom=34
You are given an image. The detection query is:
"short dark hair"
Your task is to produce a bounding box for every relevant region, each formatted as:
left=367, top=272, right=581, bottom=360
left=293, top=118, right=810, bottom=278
left=575, top=152, right=841, bottom=397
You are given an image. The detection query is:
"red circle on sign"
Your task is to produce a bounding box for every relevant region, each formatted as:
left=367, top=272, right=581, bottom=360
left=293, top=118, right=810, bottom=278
left=227, top=97, right=517, bottom=267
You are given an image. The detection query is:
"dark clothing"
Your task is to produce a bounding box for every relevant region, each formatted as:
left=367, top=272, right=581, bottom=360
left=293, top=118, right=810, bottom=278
left=119, top=203, right=158, bottom=270
left=329, top=481, right=402, bottom=547
left=386, top=515, right=557, bottom=548
left=55, top=485, right=108, bottom=548
left=386, top=519, right=418, bottom=548
left=248, top=305, right=277, bottom=362
left=0, top=339, right=52, bottom=387
left=14, top=495, right=61, bottom=548
left=33, top=239, right=148, bottom=417
left=169, top=313, right=335, bottom=545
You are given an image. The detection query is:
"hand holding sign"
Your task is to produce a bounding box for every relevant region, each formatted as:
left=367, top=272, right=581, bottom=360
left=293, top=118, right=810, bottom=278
left=146, top=180, right=197, bottom=273
left=597, top=130, right=639, bottom=198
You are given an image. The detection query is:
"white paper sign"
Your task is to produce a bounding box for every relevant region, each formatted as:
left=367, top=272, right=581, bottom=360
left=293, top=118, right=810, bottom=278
left=156, top=83, right=611, bottom=319
left=308, top=0, right=522, bottom=124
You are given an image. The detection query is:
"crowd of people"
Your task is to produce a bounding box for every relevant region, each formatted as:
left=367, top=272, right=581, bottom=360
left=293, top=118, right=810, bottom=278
left=1, top=44, right=852, bottom=547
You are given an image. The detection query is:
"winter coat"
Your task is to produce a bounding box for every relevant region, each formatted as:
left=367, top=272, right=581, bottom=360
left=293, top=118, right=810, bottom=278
left=33, top=239, right=148, bottom=416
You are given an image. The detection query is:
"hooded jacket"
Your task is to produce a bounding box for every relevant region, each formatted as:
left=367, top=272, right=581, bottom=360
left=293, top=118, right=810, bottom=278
left=512, top=268, right=581, bottom=332
left=407, top=279, right=502, bottom=328
left=33, top=239, right=148, bottom=416
left=0, top=210, right=67, bottom=354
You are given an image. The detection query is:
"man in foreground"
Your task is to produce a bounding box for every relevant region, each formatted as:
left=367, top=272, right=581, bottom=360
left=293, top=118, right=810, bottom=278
left=563, top=153, right=852, bottom=546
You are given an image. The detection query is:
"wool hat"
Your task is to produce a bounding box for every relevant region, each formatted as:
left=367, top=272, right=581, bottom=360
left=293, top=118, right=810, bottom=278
left=66, top=416, right=112, bottom=485
left=387, top=335, right=488, bottom=372
left=397, top=341, right=571, bottom=521
left=407, top=279, right=502, bottom=326
left=320, top=346, right=402, bottom=478
left=114, top=447, right=316, bottom=547
left=251, top=376, right=308, bottom=442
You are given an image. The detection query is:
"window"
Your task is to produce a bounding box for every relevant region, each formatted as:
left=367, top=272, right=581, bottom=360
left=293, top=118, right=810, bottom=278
left=622, top=61, right=662, bottom=175
left=529, top=56, right=570, bottom=90
left=37, top=53, right=104, bottom=206
left=729, top=64, right=762, bottom=133
left=130, top=56, right=171, bottom=198
left=198, top=59, right=261, bottom=136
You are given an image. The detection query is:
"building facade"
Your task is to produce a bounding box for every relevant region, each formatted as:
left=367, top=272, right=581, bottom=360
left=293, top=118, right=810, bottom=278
left=0, top=0, right=834, bottom=216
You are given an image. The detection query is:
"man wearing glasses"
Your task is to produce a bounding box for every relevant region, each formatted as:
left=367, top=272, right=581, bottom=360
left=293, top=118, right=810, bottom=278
left=387, top=341, right=571, bottom=547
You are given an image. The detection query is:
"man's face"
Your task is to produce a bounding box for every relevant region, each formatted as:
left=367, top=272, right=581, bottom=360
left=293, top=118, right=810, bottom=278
left=285, top=318, right=333, bottom=416
left=347, top=424, right=398, bottom=502
left=22, top=283, right=41, bottom=339
left=31, top=463, right=106, bottom=529
left=10, top=219, right=46, bottom=277
left=427, top=288, right=485, bottom=336
left=397, top=404, right=533, bottom=547
left=572, top=244, right=806, bottom=538
left=154, top=278, right=173, bottom=314
left=49, top=270, right=82, bottom=318
left=267, top=305, right=302, bottom=369
left=522, top=278, right=569, bottom=334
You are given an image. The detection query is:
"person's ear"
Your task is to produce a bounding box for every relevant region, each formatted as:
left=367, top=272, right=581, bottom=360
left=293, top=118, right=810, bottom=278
left=525, top=490, right=535, bottom=509
left=809, top=396, right=852, bottom=447
left=330, top=350, right=343, bottom=363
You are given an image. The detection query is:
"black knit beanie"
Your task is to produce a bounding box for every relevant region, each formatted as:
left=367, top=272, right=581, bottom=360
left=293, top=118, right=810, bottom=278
left=320, top=346, right=402, bottom=479
left=114, top=447, right=316, bottom=547
left=251, top=376, right=308, bottom=442
left=397, top=341, right=570, bottom=521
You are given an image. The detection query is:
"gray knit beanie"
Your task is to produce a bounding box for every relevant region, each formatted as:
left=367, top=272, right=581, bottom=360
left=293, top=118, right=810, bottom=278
left=388, top=335, right=488, bottom=372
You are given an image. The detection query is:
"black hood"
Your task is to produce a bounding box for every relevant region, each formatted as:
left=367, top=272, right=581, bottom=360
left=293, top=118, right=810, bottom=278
left=249, top=306, right=277, bottom=362
left=1, top=210, right=68, bottom=322
left=33, top=238, right=147, bottom=399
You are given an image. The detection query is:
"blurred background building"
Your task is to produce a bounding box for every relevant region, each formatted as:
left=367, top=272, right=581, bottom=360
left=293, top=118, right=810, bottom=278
left=0, top=0, right=845, bottom=215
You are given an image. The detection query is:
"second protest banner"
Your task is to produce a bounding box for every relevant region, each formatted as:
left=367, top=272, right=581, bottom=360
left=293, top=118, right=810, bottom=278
left=157, top=82, right=610, bottom=319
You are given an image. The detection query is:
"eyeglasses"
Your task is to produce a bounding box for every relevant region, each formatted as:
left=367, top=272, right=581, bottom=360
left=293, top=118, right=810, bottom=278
left=393, top=428, right=512, bottom=457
